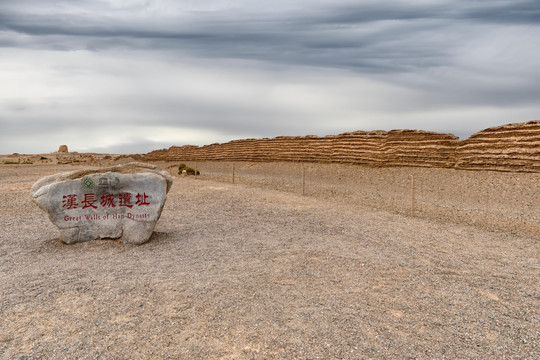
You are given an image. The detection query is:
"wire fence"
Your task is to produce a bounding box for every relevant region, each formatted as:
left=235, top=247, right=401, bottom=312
left=162, top=160, right=540, bottom=237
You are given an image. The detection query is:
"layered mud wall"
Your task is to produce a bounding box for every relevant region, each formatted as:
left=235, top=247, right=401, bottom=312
left=145, top=121, right=540, bottom=173
left=456, top=121, right=540, bottom=172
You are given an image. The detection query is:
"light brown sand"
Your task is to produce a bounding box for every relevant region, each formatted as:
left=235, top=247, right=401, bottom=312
left=177, top=160, right=540, bottom=237
left=0, top=164, right=538, bottom=359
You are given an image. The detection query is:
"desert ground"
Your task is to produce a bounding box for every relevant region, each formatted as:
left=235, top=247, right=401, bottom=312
left=0, top=163, right=538, bottom=359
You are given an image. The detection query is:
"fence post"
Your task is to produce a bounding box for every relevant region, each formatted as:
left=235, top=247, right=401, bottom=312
left=232, top=162, right=235, bottom=184
left=410, top=174, right=415, bottom=217
left=195, top=161, right=198, bottom=177
left=302, top=163, right=306, bottom=196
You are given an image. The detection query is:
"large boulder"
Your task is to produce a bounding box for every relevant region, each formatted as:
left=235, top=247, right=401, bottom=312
left=30, top=162, right=173, bottom=245
left=58, top=145, right=68, bottom=153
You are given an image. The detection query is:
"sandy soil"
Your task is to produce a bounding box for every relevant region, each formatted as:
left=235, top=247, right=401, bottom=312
left=0, top=164, right=539, bottom=359
left=181, top=160, right=540, bottom=238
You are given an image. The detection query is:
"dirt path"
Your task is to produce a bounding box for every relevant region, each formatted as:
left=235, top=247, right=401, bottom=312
left=0, top=165, right=538, bottom=359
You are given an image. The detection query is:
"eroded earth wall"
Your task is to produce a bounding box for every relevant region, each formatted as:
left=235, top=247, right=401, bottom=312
left=456, top=121, right=540, bottom=172
left=145, top=121, right=540, bottom=172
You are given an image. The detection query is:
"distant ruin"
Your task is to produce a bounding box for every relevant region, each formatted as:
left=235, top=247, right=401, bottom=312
left=144, top=121, right=540, bottom=173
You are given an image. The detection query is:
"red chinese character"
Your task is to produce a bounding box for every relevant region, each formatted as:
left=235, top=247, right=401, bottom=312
left=62, top=194, right=78, bottom=209
left=118, top=193, right=133, bottom=208
left=82, top=193, right=98, bottom=209
left=100, top=194, right=116, bottom=208
left=136, top=192, right=150, bottom=206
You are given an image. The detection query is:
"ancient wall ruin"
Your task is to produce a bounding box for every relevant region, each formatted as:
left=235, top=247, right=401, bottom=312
left=456, top=121, right=540, bottom=172
left=144, top=121, right=540, bottom=172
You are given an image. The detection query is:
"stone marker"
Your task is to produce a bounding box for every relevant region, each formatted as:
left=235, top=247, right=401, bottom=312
left=30, top=162, right=173, bottom=245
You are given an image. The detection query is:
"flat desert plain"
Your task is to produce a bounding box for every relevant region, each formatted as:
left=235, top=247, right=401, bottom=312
left=0, top=164, right=538, bottom=359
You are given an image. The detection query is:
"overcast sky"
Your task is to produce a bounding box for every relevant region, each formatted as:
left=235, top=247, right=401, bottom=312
left=1, top=0, right=539, bottom=154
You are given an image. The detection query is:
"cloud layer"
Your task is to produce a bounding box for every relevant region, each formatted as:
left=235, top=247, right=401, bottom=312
left=1, top=0, right=539, bottom=153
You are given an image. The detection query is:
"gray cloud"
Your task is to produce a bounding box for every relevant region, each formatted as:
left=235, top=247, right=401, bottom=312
left=0, top=2, right=499, bottom=67
left=461, top=1, right=540, bottom=24
left=2, top=1, right=538, bottom=75
left=0, top=0, right=539, bottom=153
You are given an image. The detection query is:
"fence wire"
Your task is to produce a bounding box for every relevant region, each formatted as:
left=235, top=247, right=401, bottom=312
left=164, top=160, right=540, bottom=237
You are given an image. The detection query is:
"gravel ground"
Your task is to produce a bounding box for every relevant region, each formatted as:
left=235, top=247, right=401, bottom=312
left=176, top=161, right=540, bottom=237
left=0, top=164, right=539, bottom=359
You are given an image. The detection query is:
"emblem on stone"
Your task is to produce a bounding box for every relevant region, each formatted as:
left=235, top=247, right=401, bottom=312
left=82, top=177, right=95, bottom=189
left=30, top=162, right=173, bottom=245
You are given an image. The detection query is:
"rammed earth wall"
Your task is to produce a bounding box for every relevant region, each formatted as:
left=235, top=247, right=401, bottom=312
left=145, top=121, right=540, bottom=173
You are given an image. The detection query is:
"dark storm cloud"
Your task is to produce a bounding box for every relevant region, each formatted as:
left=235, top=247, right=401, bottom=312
left=462, top=1, right=540, bottom=24
left=319, top=0, right=540, bottom=25
left=3, top=0, right=537, bottom=73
